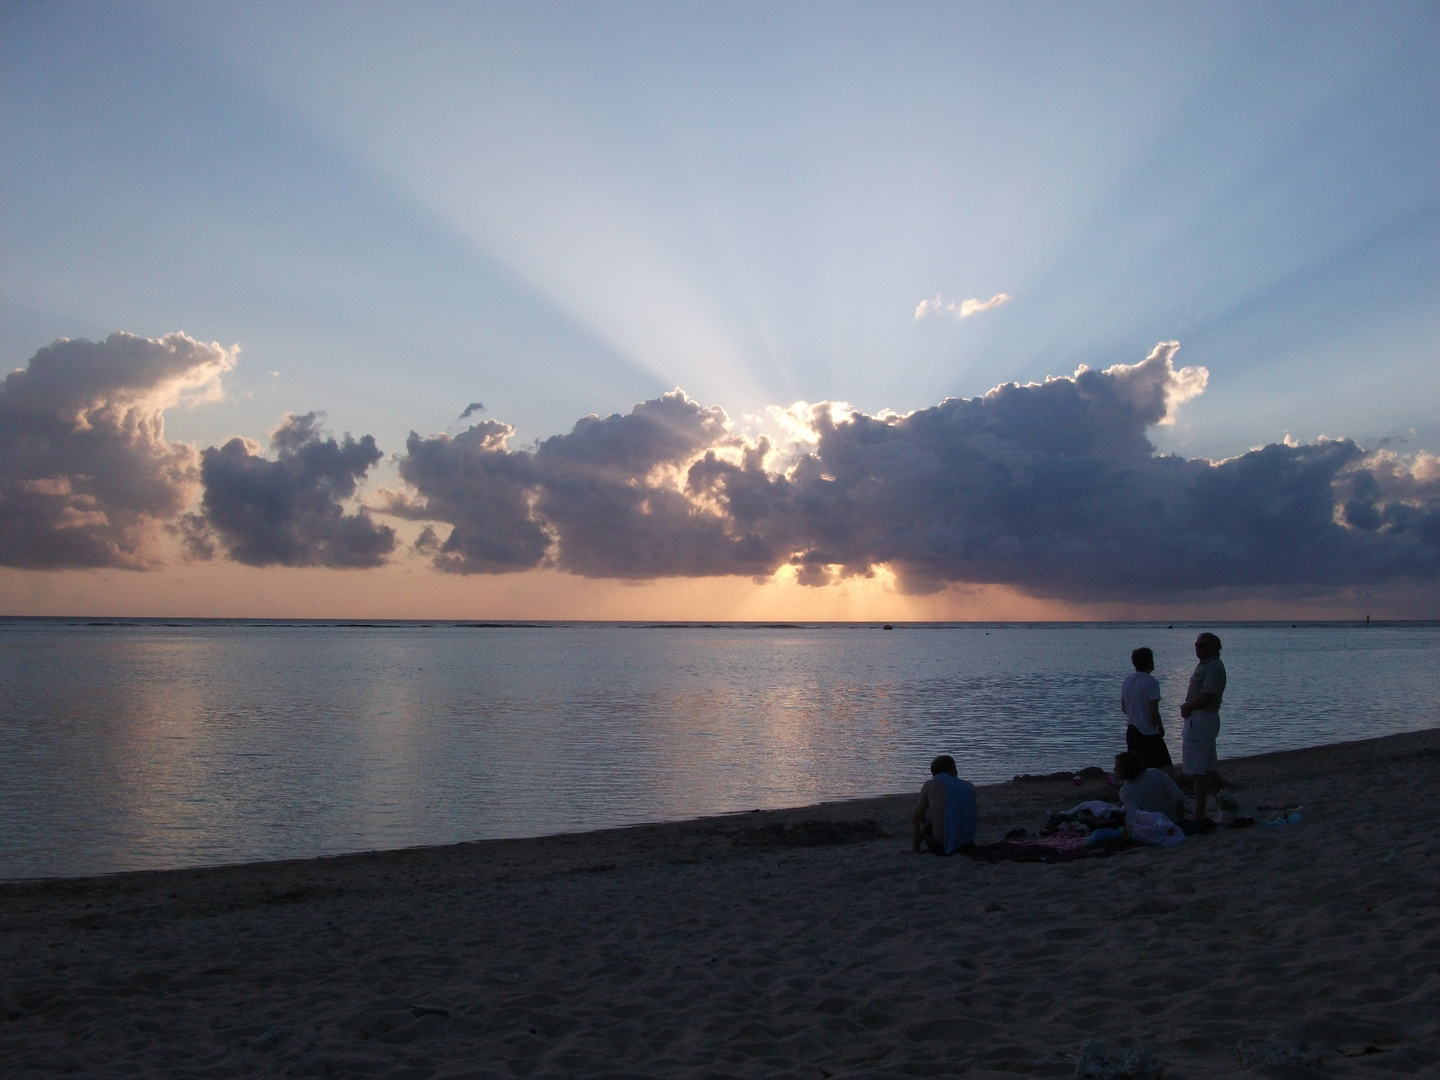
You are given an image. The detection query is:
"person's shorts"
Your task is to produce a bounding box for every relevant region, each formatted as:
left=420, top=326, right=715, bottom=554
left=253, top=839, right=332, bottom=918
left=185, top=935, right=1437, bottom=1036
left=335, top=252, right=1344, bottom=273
left=1126, top=725, right=1174, bottom=771
left=1182, top=710, right=1220, bottom=775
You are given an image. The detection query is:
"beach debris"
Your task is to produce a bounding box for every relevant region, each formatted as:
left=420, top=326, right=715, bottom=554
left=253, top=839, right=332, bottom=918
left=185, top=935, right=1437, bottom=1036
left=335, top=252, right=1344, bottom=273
left=1015, top=766, right=1107, bottom=783
left=1237, top=1041, right=1323, bottom=1068
left=410, top=1003, right=449, bottom=1018
left=255, top=1024, right=286, bottom=1048
left=1074, top=1038, right=1164, bottom=1079
left=731, top=818, right=890, bottom=848
left=1259, top=808, right=1304, bottom=827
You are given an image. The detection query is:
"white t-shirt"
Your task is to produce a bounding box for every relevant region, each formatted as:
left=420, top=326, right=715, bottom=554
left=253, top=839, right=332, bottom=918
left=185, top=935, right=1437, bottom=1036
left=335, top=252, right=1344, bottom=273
left=1120, top=768, right=1185, bottom=822
left=1121, top=671, right=1162, bottom=736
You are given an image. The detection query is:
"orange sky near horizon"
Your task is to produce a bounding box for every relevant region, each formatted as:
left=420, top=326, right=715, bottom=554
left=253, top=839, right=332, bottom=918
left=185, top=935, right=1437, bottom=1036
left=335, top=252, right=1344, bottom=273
left=0, top=561, right=1394, bottom=623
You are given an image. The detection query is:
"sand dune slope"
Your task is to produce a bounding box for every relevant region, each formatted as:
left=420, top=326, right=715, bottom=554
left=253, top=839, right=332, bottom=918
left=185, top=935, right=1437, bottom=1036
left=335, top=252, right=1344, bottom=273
left=3, top=729, right=1438, bottom=1078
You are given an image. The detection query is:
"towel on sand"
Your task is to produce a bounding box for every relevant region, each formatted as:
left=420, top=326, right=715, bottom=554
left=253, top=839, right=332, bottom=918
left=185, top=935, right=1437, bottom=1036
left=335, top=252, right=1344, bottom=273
left=938, top=774, right=977, bottom=853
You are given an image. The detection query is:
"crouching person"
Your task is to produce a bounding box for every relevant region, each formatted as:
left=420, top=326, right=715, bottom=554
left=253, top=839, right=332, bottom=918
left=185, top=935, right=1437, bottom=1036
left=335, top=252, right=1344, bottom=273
left=911, top=754, right=977, bottom=855
left=1114, top=750, right=1185, bottom=823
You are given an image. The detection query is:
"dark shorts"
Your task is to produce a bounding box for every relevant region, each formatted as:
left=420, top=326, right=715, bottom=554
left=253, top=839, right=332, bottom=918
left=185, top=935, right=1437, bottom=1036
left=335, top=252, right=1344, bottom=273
left=1126, top=725, right=1174, bottom=771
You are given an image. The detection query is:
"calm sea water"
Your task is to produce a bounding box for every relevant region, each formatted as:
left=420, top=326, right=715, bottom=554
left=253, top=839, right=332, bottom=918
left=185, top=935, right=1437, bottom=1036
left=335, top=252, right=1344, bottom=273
left=2, top=619, right=1436, bottom=880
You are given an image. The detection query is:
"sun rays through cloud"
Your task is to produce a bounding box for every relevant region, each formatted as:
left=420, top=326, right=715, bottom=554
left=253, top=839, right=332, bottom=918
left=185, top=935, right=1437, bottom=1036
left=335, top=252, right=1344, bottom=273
left=3, top=3, right=1437, bottom=616
left=4, top=332, right=1438, bottom=616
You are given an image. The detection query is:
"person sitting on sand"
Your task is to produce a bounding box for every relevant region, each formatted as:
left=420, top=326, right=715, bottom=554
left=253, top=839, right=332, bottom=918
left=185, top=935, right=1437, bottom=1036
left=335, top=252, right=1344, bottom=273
left=911, top=755, right=977, bottom=855
left=1180, top=632, right=1227, bottom=822
left=1113, top=750, right=1185, bottom=823
left=1120, top=647, right=1173, bottom=774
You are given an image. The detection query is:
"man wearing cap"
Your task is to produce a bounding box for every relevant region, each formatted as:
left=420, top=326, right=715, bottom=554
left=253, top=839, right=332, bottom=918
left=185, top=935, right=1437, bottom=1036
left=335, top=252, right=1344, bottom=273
left=1180, top=632, right=1227, bottom=823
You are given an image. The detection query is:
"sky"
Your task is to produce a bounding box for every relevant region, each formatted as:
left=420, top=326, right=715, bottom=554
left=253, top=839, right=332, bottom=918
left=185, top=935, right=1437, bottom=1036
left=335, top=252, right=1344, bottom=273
left=2, top=0, right=1437, bottom=619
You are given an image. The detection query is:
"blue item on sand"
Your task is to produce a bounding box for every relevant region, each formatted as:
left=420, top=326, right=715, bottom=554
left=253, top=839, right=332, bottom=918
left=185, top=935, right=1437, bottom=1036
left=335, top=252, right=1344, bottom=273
left=937, top=774, right=977, bottom=853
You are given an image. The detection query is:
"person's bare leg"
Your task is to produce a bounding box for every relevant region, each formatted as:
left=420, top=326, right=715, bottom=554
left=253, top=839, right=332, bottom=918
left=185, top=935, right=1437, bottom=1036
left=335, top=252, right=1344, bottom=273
left=1193, top=775, right=1210, bottom=822
left=911, top=820, right=923, bottom=853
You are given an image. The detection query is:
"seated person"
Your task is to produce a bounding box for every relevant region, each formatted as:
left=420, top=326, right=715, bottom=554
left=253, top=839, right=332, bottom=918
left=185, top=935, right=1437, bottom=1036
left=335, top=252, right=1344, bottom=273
left=1113, top=751, right=1185, bottom=822
left=911, top=754, right=977, bottom=854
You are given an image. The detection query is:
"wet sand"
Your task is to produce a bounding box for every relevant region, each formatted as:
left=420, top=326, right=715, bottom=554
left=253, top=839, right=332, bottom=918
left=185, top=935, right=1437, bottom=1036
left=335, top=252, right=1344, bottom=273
left=3, top=728, right=1437, bottom=1079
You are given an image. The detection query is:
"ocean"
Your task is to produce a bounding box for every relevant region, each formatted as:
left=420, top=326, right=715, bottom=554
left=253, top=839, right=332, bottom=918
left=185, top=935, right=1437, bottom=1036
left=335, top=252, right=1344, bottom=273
left=2, top=618, right=1436, bottom=880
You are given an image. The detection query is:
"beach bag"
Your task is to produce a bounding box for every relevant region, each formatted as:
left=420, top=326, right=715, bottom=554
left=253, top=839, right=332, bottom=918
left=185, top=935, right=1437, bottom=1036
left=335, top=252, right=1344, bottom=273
left=1126, top=809, right=1185, bottom=847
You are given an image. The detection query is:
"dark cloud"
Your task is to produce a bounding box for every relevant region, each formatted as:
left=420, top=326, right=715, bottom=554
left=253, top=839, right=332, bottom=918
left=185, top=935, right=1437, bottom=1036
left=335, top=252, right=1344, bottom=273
left=388, top=393, right=776, bottom=576
left=0, top=332, right=233, bottom=568
left=458, top=402, right=485, bottom=420
left=530, top=391, right=777, bottom=577
left=8, top=331, right=1436, bottom=601
left=390, top=345, right=1440, bottom=600
left=195, top=413, right=395, bottom=568
left=381, top=420, right=549, bottom=573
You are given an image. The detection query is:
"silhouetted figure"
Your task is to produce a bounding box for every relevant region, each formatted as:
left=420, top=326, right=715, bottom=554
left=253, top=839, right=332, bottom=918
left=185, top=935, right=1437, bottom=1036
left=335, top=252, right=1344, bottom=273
left=1114, top=750, right=1184, bottom=822
left=1180, top=632, right=1226, bottom=821
left=911, top=755, right=977, bottom=855
left=1120, top=647, right=1173, bottom=774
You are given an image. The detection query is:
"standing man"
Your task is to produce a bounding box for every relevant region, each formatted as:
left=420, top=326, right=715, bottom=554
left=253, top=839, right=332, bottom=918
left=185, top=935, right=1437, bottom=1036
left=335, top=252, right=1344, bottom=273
left=1121, top=647, right=1173, bottom=774
left=1179, top=632, right=1226, bottom=822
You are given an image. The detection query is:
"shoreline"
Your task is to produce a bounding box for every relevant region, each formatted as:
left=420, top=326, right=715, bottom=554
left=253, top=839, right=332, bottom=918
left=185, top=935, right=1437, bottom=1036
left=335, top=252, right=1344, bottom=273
left=2, top=728, right=1428, bottom=887
left=4, top=728, right=1438, bottom=1078
left=1, top=726, right=1432, bottom=887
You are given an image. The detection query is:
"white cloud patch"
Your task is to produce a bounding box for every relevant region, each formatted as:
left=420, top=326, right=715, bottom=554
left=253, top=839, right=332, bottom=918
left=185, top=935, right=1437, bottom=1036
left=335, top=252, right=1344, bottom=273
left=915, top=292, right=1012, bottom=320
left=0, top=332, right=234, bottom=568
left=1090, top=341, right=1208, bottom=427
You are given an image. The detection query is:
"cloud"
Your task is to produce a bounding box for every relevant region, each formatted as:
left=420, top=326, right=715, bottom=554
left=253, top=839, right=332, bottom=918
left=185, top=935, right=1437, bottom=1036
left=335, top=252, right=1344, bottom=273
left=392, top=391, right=778, bottom=577
left=382, top=343, right=1440, bottom=601
left=458, top=401, right=486, bottom=420
left=915, top=292, right=1011, bottom=320
left=530, top=391, right=776, bottom=578
left=7, top=330, right=1436, bottom=603
left=379, top=419, right=549, bottom=573
left=0, top=332, right=234, bottom=568
left=193, top=412, right=395, bottom=568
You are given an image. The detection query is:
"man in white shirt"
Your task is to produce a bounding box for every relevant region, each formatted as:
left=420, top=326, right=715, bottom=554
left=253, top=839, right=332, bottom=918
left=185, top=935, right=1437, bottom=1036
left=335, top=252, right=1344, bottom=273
left=1121, top=647, right=1173, bottom=774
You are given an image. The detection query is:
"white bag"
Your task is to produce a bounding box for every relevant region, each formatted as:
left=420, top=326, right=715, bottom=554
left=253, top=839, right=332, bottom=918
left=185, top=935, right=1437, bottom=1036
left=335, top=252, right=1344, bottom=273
left=1126, top=809, right=1185, bottom=847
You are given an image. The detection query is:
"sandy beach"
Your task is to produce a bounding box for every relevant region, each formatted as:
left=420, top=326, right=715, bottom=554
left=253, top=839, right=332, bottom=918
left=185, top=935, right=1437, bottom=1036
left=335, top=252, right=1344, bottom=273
left=2, top=729, right=1437, bottom=1079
